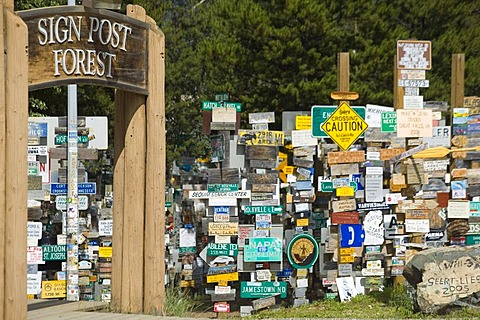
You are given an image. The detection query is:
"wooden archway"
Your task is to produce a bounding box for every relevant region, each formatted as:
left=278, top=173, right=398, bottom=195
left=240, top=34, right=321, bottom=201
left=0, top=1, right=165, bottom=318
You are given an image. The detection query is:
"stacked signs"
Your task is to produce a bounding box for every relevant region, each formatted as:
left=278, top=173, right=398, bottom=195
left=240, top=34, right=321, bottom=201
left=178, top=40, right=480, bottom=311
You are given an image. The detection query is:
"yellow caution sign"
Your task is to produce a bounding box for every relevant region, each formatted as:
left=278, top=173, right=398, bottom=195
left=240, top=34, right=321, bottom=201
left=321, top=102, right=368, bottom=150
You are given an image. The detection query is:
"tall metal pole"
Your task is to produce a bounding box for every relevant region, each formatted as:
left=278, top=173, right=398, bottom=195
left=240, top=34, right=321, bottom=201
left=66, top=0, right=79, bottom=302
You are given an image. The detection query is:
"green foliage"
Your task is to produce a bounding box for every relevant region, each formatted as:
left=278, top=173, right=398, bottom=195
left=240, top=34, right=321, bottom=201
left=164, top=286, right=203, bottom=317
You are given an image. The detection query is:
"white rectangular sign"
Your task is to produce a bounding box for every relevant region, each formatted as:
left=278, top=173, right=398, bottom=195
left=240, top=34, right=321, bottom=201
left=403, top=95, right=424, bottom=109
left=396, top=109, right=432, bottom=138
left=365, top=174, right=384, bottom=203
left=365, top=104, right=394, bottom=128
left=55, top=195, right=89, bottom=210
left=99, top=219, right=113, bottom=236
left=291, top=130, right=318, bottom=147
left=405, top=219, right=430, bottom=233
left=189, top=190, right=251, bottom=199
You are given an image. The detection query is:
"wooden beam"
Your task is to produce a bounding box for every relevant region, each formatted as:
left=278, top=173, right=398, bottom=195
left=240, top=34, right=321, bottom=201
left=143, top=14, right=166, bottom=315
left=394, top=55, right=405, bottom=109
left=0, top=3, right=7, bottom=319
left=451, top=53, right=465, bottom=109
left=5, top=9, right=28, bottom=320
left=111, top=89, right=126, bottom=312
left=337, top=52, right=350, bottom=92
left=119, top=5, right=147, bottom=314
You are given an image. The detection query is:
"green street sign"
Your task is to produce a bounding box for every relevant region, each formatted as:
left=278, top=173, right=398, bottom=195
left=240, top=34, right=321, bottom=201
left=165, top=201, right=172, bottom=208
left=311, top=105, right=366, bottom=138
left=215, top=93, right=229, bottom=101
left=42, top=245, right=66, bottom=261
left=243, top=206, right=283, bottom=214
left=207, top=243, right=238, bottom=256
left=321, top=181, right=333, bottom=192
left=240, top=281, right=287, bottom=298
left=244, top=237, right=282, bottom=262
left=381, top=112, right=397, bottom=132
left=202, top=101, right=242, bottom=112
left=55, top=134, right=89, bottom=145
left=350, top=181, right=358, bottom=192
left=179, top=246, right=196, bottom=254
left=207, top=184, right=238, bottom=192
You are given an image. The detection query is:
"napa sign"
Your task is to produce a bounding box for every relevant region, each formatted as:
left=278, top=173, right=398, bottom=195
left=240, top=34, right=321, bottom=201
left=244, top=237, right=282, bottom=262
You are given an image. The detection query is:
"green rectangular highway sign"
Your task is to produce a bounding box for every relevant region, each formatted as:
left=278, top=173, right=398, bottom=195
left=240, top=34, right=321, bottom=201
left=381, top=112, right=397, bottom=132
left=243, top=206, right=283, bottom=214
left=207, top=243, right=238, bottom=256
left=244, top=237, right=282, bottom=262
left=55, top=134, right=89, bottom=145
left=240, top=281, right=287, bottom=298
left=207, top=184, right=238, bottom=192
left=202, top=101, right=242, bottom=112
left=42, top=245, right=66, bottom=261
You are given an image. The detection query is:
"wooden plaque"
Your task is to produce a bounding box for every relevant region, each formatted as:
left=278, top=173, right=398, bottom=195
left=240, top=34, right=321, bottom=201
left=19, top=6, right=148, bottom=94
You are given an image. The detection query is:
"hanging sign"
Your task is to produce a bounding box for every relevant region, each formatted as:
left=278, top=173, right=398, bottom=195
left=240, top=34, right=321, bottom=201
left=19, top=6, right=148, bottom=94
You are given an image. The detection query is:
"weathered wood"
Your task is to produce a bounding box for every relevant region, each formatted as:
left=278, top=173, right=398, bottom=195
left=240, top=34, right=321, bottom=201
left=251, top=184, right=276, bottom=193
left=143, top=15, right=165, bottom=315
left=332, top=199, right=357, bottom=213
left=293, top=157, right=314, bottom=168
left=330, top=163, right=359, bottom=176
left=247, top=172, right=278, bottom=184
left=19, top=6, right=149, bottom=94
left=49, top=148, right=98, bottom=160
left=245, top=145, right=278, bottom=160
left=252, top=296, right=276, bottom=310
left=380, top=148, right=406, bottom=160
left=451, top=54, right=465, bottom=109
left=327, top=150, right=365, bottom=164
left=208, top=168, right=240, bottom=184
left=337, top=52, right=350, bottom=92
left=249, top=159, right=277, bottom=169
left=394, top=55, right=405, bottom=109
left=293, top=146, right=316, bottom=157
left=4, top=10, right=28, bottom=319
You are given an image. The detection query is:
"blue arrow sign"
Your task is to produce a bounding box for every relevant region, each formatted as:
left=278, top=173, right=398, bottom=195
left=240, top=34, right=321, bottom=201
left=50, top=183, right=96, bottom=195
left=340, top=224, right=365, bottom=248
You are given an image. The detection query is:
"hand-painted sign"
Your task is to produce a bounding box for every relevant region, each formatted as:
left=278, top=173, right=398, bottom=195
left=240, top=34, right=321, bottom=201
left=208, top=222, right=239, bottom=236
left=244, top=237, right=282, bottom=262
left=320, top=102, right=368, bottom=150
left=286, top=234, right=319, bottom=269
left=240, top=281, right=287, bottom=298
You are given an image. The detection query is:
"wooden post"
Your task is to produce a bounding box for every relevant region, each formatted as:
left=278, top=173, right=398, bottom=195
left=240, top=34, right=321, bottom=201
left=2, top=5, right=28, bottom=320
left=393, top=55, right=404, bottom=109
left=451, top=54, right=465, bottom=109
left=337, top=52, right=350, bottom=92
left=143, top=15, right=166, bottom=315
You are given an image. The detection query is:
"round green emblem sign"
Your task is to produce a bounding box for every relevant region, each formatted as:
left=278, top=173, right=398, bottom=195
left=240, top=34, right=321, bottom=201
left=287, top=233, right=319, bottom=269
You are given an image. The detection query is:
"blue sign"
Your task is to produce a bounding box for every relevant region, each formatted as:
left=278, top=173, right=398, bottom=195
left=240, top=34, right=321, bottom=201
left=350, top=174, right=364, bottom=190
left=50, top=183, right=96, bottom=195
left=213, top=206, right=230, bottom=214
left=340, top=224, right=365, bottom=248
left=28, top=122, right=48, bottom=137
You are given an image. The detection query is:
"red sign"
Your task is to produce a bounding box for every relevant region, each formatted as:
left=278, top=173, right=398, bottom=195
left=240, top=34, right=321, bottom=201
left=213, top=302, right=230, bottom=313
left=331, top=211, right=359, bottom=225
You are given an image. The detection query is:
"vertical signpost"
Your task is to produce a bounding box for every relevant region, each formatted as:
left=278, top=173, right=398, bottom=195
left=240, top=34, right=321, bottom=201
left=66, top=0, right=79, bottom=302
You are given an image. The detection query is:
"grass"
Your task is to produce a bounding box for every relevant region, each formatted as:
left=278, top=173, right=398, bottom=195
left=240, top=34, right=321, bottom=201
left=164, top=286, right=206, bottom=317
left=249, top=285, right=480, bottom=319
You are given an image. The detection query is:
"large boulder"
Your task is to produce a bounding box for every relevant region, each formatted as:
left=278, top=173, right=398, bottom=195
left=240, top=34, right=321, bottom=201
left=404, top=245, right=480, bottom=313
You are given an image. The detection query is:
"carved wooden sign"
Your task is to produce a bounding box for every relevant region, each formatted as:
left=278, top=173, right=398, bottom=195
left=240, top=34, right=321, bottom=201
left=327, top=151, right=365, bottom=164
left=19, top=6, right=148, bottom=93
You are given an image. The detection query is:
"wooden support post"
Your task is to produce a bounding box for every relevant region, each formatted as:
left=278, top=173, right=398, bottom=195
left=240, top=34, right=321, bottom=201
left=337, top=52, right=350, bottom=92
left=451, top=54, right=465, bottom=109
left=3, top=6, right=28, bottom=320
left=143, top=15, right=166, bottom=315
left=394, top=55, right=404, bottom=109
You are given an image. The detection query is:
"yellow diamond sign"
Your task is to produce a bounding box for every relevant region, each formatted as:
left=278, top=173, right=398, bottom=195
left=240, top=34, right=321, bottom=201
left=321, top=102, right=368, bottom=150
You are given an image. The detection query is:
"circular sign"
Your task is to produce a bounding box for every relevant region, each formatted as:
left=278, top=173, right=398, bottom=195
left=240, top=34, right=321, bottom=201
left=287, top=233, right=319, bottom=269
